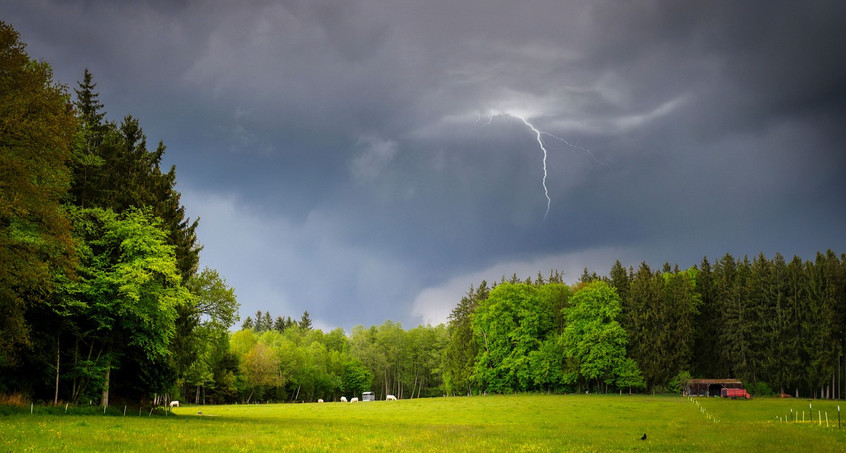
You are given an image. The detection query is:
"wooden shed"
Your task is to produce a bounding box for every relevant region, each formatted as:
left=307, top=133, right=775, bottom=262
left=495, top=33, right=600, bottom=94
left=684, top=379, right=744, bottom=397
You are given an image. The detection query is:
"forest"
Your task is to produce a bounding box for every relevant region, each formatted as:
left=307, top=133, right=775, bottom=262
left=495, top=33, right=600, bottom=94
left=2, top=21, right=845, bottom=407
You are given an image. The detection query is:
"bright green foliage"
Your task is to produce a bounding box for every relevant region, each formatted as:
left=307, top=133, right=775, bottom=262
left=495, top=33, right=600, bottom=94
left=229, top=329, right=257, bottom=360
left=341, top=360, right=373, bottom=397
left=241, top=342, right=282, bottom=403
left=186, top=268, right=239, bottom=330
left=69, top=208, right=188, bottom=362
left=175, top=267, right=240, bottom=401
left=346, top=321, right=448, bottom=400
left=614, top=358, right=646, bottom=391
left=227, top=326, right=361, bottom=402
left=59, top=207, right=189, bottom=402
left=471, top=282, right=567, bottom=393
left=561, top=281, right=641, bottom=391
left=443, top=282, right=489, bottom=395
left=68, top=72, right=200, bottom=278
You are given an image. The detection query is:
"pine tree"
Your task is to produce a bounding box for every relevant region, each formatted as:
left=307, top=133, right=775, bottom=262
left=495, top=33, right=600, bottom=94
left=299, top=311, right=313, bottom=330
left=624, top=263, right=659, bottom=388
left=609, top=260, right=631, bottom=305
left=691, top=256, right=720, bottom=377
left=662, top=265, right=699, bottom=382
left=801, top=253, right=838, bottom=397
left=68, top=71, right=201, bottom=278
left=745, top=253, right=776, bottom=388
left=253, top=311, right=265, bottom=332
left=720, top=255, right=754, bottom=382
left=274, top=316, right=286, bottom=332
left=764, top=253, right=801, bottom=394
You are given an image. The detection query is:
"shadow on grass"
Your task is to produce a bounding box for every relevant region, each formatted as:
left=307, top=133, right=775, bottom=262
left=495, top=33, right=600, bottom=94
left=0, top=404, right=175, bottom=417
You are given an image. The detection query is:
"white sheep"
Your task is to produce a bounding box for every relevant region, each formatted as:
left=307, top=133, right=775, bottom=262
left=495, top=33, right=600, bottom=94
left=340, top=396, right=348, bottom=403
left=317, top=399, right=324, bottom=403
left=169, top=401, right=179, bottom=407
left=386, top=395, right=397, bottom=401
left=350, top=397, right=359, bottom=403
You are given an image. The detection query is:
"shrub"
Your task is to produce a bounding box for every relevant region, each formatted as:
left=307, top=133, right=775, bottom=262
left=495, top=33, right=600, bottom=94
left=747, top=381, right=775, bottom=397
left=668, top=371, right=692, bottom=394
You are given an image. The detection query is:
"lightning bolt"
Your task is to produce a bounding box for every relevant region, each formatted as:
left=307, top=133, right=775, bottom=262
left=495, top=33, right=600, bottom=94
left=514, top=116, right=552, bottom=219
left=479, top=112, right=595, bottom=220
left=540, top=131, right=601, bottom=164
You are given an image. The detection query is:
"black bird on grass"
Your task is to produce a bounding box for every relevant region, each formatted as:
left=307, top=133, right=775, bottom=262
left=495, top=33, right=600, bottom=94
left=640, top=433, right=647, bottom=441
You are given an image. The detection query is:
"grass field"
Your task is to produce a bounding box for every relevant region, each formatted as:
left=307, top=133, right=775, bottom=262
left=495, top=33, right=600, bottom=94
left=2, top=395, right=845, bottom=451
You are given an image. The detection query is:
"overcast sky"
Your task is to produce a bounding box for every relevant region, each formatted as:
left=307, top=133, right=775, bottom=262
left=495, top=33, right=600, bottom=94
left=6, top=1, right=846, bottom=331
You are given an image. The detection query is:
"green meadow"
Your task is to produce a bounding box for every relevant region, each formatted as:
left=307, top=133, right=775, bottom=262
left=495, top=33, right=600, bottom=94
left=2, top=395, right=845, bottom=452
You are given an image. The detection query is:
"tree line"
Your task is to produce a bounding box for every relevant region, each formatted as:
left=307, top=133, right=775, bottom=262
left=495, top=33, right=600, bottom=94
left=230, top=251, right=845, bottom=403
left=442, top=253, right=846, bottom=400
left=3, top=21, right=844, bottom=406
left=217, top=315, right=447, bottom=404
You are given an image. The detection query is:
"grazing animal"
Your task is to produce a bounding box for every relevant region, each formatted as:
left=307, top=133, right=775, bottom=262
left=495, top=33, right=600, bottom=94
left=169, top=401, right=179, bottom=407
left=340, top=397, right=348, bottom=403
left=350, top=397, right=359, bottom=403
left=386, top=395, right=397, bottom=401
left=640, top=433, right=647, bottom=441
left=317, top=399, right=324, bottom=403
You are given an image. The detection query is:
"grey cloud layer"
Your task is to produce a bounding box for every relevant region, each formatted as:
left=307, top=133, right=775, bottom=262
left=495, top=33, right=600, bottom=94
left=6, top=0, right=845, bottom=328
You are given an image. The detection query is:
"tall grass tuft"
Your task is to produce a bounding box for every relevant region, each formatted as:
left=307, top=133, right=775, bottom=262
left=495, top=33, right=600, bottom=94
left=0, top=393, right=27, bottom=407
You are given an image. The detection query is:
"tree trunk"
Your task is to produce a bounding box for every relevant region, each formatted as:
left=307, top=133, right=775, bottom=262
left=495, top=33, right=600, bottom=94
left=195, top=384, right=201, bottom=404
left=101, top=365, right=110, bottom=408
left=54, top=335, right=60, bottom=405
left=72, top=338, right=79, bottom=402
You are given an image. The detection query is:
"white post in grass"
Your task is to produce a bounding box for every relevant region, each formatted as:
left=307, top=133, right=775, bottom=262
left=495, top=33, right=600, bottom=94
left=30, top=403, right=33, bottom=415
left=818, top=410, right=822, bottom=426
left=65, top=403, right=68, bottom=413
left=825, top=412, right=829, bottom=427
left=123, top=405, right=126, bottom=416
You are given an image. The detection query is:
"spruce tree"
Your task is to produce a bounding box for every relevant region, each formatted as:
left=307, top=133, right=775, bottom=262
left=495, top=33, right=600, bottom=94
left=299, top=311, right=313, bottom=330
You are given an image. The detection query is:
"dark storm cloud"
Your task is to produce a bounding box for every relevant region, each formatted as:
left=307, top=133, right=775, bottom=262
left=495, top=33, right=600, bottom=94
left=5, top=0, right=845, bottom=328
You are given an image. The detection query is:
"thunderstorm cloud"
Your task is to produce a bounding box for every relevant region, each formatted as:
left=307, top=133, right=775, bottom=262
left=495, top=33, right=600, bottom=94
left=6, top=0, right=846, bottom=329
